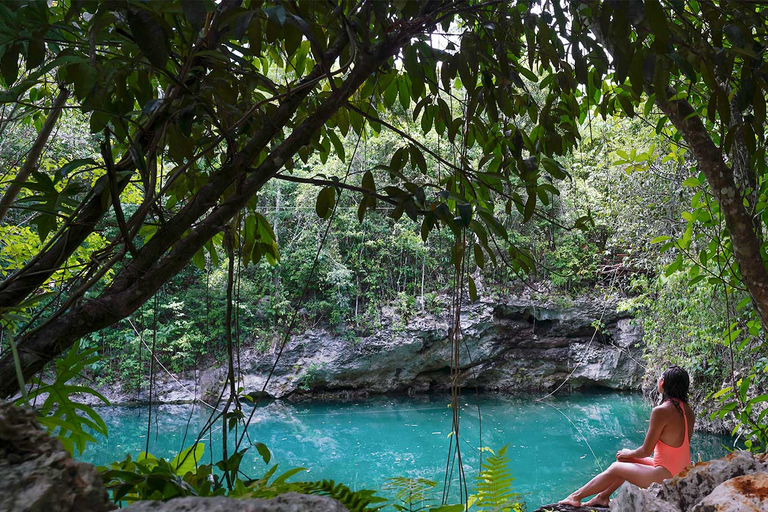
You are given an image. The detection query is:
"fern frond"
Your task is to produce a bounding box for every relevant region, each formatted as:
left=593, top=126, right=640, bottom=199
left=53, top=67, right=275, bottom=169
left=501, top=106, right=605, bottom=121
left=472, top=445, right=526, bottom=512
left=383, top=477, right=438, bottom=511
left=296, top=479, right=388, bottom=512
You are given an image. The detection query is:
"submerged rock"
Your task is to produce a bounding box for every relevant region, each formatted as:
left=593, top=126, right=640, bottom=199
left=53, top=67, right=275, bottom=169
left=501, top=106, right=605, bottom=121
left=0, top=401, right=114, bottom=512
left=122, top=493, right=348, bottom=511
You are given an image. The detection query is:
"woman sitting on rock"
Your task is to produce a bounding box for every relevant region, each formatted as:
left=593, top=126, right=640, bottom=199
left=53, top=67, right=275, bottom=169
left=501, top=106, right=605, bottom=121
left=559, top=366, right=694, bottom=508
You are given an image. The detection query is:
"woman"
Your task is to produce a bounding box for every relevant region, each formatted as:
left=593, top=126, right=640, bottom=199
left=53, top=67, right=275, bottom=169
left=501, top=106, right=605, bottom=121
left=559, top=366, right=694, bottom=508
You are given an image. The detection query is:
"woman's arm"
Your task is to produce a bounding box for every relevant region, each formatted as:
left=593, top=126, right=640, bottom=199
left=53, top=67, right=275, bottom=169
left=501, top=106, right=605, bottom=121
left=617, top=407, right=666, bottom=461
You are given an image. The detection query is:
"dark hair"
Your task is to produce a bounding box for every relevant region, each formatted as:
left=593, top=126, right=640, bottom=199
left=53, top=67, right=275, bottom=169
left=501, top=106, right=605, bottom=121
left=661, top=365, right=689, bottom=414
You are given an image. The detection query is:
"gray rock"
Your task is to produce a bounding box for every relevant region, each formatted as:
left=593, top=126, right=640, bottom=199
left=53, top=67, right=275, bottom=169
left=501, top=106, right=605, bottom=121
left=0, top=401, right=115, bottom=512
left=606, top=452, right=768, bottom=512
left=79, top=296, right=644, bottom=406
left=122, top=493, right=348, bottom=511
left=534, top=503, right=609, bottom=511
left=200, top=297, right=645, bottom=401
left=654, top=451, right=768, bottom=510
left=609, top=483, right=680, bottom=512
left=691, top=472, right=768, bottom=511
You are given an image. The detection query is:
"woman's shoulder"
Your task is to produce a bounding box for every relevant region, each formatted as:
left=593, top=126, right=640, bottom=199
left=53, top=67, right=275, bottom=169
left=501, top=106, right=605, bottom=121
left=653, top=399, right=692, bottom=415
left=654, top=399, right=695, bottom=420
left=651, top=402, right=675, bottom=421
left=653, top=401, right=675, bottom=413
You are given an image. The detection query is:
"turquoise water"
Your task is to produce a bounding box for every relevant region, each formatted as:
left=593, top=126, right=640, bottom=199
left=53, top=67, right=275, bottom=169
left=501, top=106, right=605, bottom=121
left=79, top=392, right=736, bottom=508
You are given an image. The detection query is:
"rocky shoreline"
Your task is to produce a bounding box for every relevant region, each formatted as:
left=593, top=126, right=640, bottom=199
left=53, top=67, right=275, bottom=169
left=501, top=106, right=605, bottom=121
left=87, top=295, right=646, bottom=401
left=532, top=451, right=768, bottom=511
left=73, top=295, right=734, bottom=435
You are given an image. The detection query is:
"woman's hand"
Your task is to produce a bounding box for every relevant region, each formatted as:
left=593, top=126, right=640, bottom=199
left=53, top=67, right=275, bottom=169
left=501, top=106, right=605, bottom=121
left=616, top=449, right=634, bottom=461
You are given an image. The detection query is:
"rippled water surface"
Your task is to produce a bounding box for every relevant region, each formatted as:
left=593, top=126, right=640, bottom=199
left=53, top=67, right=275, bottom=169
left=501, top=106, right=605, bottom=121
left=79, top=392, right=736, bottom=508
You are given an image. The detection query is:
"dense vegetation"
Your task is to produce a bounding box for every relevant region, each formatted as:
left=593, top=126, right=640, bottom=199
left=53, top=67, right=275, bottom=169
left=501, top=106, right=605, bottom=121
left=1, top=0, right=768, bottom=509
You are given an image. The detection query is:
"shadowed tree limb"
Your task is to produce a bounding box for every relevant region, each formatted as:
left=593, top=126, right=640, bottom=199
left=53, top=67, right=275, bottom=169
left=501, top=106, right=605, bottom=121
left=0, top=4, right=442, bottom=398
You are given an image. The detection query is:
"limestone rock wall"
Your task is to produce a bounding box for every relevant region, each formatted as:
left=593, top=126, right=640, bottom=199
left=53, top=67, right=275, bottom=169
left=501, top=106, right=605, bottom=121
left=202, top=296, right=645, bottom=401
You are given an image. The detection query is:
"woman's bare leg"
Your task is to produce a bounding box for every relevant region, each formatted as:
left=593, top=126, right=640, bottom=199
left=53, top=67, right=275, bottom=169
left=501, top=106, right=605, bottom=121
left=583, top=477, right=623, bottom=507
left=559, top=462, right=672, bottom=507
left=584, top=459, right=656, bottom=507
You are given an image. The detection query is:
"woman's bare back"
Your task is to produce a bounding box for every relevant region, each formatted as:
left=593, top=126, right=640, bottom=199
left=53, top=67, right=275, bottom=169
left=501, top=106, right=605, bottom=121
left=656, top=400, right=694, bottom=448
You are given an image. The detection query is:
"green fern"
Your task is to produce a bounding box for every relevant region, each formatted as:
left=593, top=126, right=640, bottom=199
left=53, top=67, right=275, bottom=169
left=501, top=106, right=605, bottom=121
left=383, top=477, right=438, bottom=511
left=472, top=445, right=525, bottom=512
left=18, top=339, right=109, bottom=455
left=294, top=479, right=388, bottom=512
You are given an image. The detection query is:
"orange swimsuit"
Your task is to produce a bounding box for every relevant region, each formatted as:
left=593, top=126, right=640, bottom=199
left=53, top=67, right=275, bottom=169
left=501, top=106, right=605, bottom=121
left=651, top=399, right=691, bottom=476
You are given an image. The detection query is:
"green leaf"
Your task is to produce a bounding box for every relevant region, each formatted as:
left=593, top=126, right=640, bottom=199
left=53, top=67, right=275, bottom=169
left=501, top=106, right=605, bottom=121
left=255, top=442, right=271, bottom=464
left=126, top=8, right=169, bottom=68
left=326, top=130, right=345, bottom=162
left=644, top=0, right=669, bottom=49
left=390, top=147, right=408, bottom=171
left=272, top=466, right=306, bottom=486
left=682, top=177, right=700, bottom=188
left=474, top=244, right=485, bottom=269
left=19, top=340, right=109, bottom=455
left=264, top=5, right=287, bottom=26
left=181, top=0, right=208, bottom=31
left=410, top=145, right=427, bottom=173
left=468, top=276, right=478, bottom=302
left=55, top=158, right=97, bottom=183
left=458, top=203, right=472, bottom=227
left=361, top=170, right=375, bottom=193
left=26, top=36, right=46, bottom=69
left=523, top=190, right=536, bottom=222
left=248, top=15, right=263, bottom=56
left=617, top=94, right=635, bottom=117
left=315, top=186, right=335, bottom=219
left=170, top=443, right=205, bottom=476
left=1, top=44, right=20, bottom=84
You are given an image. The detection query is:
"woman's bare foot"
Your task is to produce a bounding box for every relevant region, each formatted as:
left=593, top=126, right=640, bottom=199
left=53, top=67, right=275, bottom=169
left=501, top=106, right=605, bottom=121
left=557, top=494, right=581, bottom=507
left=584, top=495, right=610, bottom=508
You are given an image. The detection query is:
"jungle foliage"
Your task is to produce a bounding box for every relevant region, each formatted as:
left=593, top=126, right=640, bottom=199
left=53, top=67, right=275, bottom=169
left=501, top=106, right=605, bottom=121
left=101, top=437, right=523, bottom=512
left=2, top=0, right=768, bottom=505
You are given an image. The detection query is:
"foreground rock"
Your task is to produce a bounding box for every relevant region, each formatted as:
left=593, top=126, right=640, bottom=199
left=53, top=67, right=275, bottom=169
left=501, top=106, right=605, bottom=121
left=610, top=451, right=768, bottom=511
left=533, top=503, right=609, bottom=512
left=202, top=296, right=644, bottom=402
left=610, top=483, right=679, bottom=512
left=692, top=473, right=768, bottom=511
left=0, top=401, right=114, bottom=512
left=123, top=494, right=348, bottom=512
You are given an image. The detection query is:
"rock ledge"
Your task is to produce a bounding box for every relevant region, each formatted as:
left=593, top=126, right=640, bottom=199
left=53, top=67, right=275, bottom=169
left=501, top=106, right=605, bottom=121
left=609, top=451, right=768, bottom=511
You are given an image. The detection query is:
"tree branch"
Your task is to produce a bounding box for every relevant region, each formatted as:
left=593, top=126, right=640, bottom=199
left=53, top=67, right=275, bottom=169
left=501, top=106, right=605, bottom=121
left=273, top=172, right=398, bottom=207
left=0, top=88, right=69, bottom=224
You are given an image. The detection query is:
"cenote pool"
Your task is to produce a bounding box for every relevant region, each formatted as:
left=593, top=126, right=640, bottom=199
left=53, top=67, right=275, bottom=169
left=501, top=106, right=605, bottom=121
left=79, top=392, right=736, bottom=509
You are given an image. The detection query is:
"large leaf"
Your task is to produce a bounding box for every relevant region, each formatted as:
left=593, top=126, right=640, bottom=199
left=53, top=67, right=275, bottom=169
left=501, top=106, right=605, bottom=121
left=170, top=443, right=205, bottom=476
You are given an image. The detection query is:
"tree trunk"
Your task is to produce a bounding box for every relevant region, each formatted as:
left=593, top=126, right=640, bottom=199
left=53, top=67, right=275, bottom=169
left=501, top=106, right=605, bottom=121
left=585, top=11, right=768, bottom=334
left=656, top=91, right=768, bottom=330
